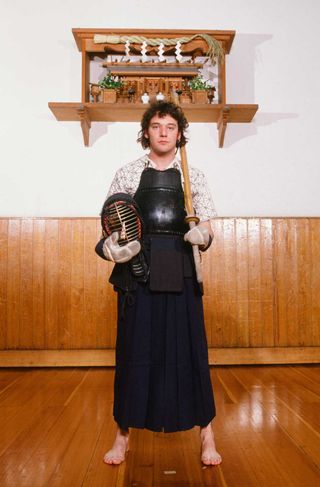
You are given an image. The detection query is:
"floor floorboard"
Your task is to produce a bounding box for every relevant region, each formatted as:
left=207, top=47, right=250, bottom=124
left=0, top=365, right=319, bottom=486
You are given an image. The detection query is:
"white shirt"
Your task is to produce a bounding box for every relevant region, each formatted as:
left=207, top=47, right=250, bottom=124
left=107, top=154, right=217, bottom=222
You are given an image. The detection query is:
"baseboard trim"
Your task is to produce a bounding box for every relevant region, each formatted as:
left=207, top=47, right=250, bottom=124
left=0, top=347, right=319, bottom=367
left=208, top=346, right=320, bottom=364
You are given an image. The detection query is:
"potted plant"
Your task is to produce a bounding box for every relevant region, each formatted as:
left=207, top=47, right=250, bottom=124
left=98, top=73, right=123, bottom=103
left=188, top=75, right=211, bottom=104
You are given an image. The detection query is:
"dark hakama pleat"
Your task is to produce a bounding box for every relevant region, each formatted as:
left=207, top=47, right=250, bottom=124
left=113, top=278, right=215, bottom=432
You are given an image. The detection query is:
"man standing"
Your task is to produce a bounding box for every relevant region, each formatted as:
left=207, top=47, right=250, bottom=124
left=96, top=101, right=221, bottom=466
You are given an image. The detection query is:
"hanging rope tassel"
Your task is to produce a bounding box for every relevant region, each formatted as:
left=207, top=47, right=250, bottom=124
left=93, top=33, right=224, bottom=65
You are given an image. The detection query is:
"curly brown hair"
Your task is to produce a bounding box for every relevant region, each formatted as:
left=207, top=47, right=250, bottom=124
left=137, top=101, right=189, bottom=149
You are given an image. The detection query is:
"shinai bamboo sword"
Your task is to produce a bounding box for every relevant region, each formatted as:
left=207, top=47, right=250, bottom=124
left=172, top=91, right=203, bottom=292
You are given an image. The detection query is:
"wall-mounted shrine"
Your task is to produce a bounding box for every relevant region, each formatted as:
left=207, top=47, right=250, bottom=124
left=49, top=28, right=258, bottom=147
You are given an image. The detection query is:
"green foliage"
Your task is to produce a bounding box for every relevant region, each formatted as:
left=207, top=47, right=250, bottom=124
left=188, top=75, right=210, bottom=91
left=98, top=73, right=123, bottom=89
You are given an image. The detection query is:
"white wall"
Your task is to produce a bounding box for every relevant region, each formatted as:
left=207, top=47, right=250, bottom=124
left=1, top=0, right=319, bottom=217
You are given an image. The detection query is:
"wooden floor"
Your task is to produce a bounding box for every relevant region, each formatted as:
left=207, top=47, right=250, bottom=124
left=0, top=366, right=319, bottom=486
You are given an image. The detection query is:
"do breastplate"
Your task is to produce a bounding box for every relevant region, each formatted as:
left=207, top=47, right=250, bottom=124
left=134, top=167, right=189, bottom=236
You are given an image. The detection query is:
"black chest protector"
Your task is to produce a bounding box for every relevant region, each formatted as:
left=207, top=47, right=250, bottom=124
left=134, top=167, right=189, bottom=236
left=133, top=167, right=194, bottom=292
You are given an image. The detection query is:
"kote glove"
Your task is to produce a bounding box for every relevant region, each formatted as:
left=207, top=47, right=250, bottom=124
left=102, top=232, right=141, bottom=263
left=184, top=225, right=212, bottom=250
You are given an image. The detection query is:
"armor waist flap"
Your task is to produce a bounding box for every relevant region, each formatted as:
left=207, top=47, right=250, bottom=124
left=134, top=167, right=189, bottom=236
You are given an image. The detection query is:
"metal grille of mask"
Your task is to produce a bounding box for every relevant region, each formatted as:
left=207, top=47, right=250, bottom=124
left=102, top=201, right=142, bottom=246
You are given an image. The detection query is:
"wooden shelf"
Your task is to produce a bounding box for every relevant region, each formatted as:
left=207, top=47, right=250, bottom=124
left=49, top=28, right=258, bottom=148
left=48, top=102, right=258, bottom=147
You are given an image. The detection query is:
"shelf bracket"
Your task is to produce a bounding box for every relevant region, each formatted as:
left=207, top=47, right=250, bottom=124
left=77, top=105, right=91, bottom=147
left=217, top=105, right=230, bottom=148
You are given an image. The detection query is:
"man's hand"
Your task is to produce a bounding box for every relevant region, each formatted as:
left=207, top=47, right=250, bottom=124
left=184, top=222, right=213, bottom=250
left=102, top=232, right=141, bottom=263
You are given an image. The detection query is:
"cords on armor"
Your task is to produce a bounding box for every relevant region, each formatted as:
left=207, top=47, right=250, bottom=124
left=120, top=291, right=135, bottom=320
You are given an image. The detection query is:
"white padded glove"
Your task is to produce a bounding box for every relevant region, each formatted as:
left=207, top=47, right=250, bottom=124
left=184, top=225, right=210, bottom=247
left=102, top=232, right=141, bottom=263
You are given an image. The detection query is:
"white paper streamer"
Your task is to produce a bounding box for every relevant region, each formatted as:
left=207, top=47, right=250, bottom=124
left=158, top=42, right=165, bottom=62
left=141, top=41, right=148, bottom=63
left=175, top=41, right=182, bottom=63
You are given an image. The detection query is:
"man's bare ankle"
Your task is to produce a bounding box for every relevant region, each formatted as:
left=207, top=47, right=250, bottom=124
left=118, top=428, right=129, bottom=438
left=200, top=424, right=213, bottom=435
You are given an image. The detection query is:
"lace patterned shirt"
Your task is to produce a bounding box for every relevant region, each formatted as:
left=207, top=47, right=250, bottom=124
left=107, top=154, right=217, bottom=222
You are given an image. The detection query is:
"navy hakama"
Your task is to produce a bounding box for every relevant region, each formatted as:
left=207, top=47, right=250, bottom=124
left=113, top=276, right=215, bottom=432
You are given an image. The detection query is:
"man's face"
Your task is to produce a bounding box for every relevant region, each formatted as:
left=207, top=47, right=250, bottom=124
left=145, top=114, right=180, bottom=156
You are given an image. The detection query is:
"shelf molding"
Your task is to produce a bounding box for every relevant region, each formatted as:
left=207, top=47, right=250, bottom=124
left=77, top=105, right=91, bottom=146
left=217, top=105, right=230, bottom=148
left=48, top=102, right=258, bottom=147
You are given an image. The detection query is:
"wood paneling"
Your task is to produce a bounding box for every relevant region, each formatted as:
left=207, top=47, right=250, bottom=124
left=202, top=217, right=320, bottom=351
left=0, top=218, right=116, bottom=352
left=0, top=218, right=320, bottom=365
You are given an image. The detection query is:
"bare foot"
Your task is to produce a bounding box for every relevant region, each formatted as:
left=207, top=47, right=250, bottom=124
left=103, top=428, right=129, bottom=465
left=200, top=423, right=222, bottom=466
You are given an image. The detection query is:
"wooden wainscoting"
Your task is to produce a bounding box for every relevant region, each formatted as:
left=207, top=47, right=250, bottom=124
left=0, top=217, right=320, bottom=366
